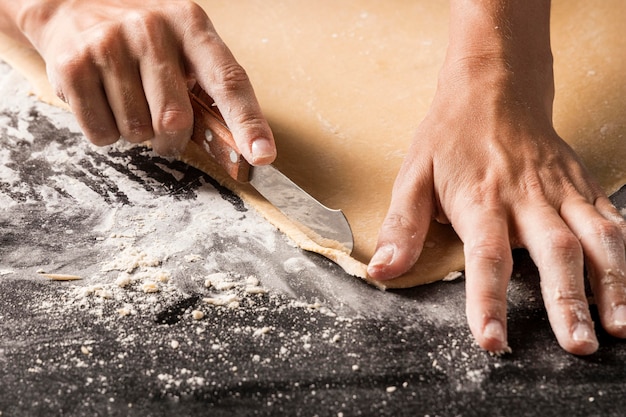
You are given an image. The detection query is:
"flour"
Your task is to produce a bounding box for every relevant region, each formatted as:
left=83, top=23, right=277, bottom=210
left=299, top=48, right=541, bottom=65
left=0, top=61, right=507, bottom=411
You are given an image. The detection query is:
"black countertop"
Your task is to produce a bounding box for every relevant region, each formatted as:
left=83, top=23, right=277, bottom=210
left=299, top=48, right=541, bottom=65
left=1, top=62, right=625, bottom=417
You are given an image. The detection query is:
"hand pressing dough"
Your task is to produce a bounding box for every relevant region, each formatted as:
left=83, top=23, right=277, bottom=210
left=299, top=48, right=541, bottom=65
left=1, top=1, right=624, bottom=289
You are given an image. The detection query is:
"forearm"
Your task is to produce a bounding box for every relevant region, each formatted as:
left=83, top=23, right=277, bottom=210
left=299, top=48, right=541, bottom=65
left=445, top=0, right=554, bottom=116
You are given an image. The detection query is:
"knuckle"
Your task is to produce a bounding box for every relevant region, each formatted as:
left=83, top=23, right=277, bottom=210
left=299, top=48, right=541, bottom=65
left=215, top=63, right=251, bottom=93
left=598, top=268, right=626, bottom=290
left=589, top=220, right=623, bottom=244
left=119, top=118, right=153, bottom=142
left=549, top=286, right=589, bottom=313
left=75, top=108, right=119, bottom=146
left=465, top=237, right=510, bottom=265
left=155, top=107, right=193, bottom=136
left=231, top=111, right=267, bottom=135
left=473, top=293, right=507, bottom=314
left=85, top=26, right=124, bottom=65
left=382, top=212, right=420, bottom=236
left=179, top=0, right=208, bottom=21
left=50, top=51, right=89, bottom=82
left=124, top=9, right=166, bottom=42
left=544, top=229, right=582, bottom=257
left=178, top=1, right=214, bottom=35
left=125, top=9, right=157, bottom=27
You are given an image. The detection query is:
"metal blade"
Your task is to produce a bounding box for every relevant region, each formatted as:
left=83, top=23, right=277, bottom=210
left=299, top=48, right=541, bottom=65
left=249, top=165, right=354, bottom=254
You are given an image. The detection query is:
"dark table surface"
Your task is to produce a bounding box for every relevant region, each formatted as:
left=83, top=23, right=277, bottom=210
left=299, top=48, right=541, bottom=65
left=1, top=61, right=626, bottom=417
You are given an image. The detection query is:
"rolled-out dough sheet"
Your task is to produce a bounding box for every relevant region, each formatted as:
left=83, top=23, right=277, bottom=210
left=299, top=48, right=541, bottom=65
left=1, top=0, right=624, bottom=288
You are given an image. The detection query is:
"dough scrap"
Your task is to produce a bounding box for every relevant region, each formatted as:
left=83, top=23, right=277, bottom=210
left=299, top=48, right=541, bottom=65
left=1, top=0, right=624, bottom=289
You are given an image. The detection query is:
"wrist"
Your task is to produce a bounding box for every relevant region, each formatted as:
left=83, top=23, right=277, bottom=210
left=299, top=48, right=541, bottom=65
left=447, top=0, right=553, bottom=65
left=441, top=0, right=555, bottom=119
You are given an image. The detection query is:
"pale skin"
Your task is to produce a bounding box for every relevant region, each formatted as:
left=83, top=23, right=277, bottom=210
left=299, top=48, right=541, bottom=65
left=1, top=0, right=625, bottom=355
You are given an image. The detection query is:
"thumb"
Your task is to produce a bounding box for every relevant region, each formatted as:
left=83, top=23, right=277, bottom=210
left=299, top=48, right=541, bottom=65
left=368, top=161, right=434, bottom=280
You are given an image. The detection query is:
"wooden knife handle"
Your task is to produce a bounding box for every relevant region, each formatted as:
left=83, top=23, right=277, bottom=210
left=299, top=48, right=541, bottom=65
left=189, top=84, right=251, bottom=182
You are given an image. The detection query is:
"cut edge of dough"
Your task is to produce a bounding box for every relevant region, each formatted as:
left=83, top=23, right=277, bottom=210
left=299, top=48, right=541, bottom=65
left=0, top=42, right=466, bottom=291
left=180, top=142, right=388, bottom=290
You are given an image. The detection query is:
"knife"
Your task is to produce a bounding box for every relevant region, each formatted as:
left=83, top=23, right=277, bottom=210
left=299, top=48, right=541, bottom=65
left=188, top=84, right=354, bottom=254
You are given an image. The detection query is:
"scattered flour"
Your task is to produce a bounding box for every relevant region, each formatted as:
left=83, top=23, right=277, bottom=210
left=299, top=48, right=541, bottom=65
left=282, top=257, right=312, bottom=273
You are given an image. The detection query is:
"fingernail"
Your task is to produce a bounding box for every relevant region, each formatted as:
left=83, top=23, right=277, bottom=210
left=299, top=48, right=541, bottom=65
left=484, top=319, right=505, bottom=344
left=572, top=322, right=596, bottom=343
left=367, top=245, right=396, bottom=278
left=370, top=245, right=395, bottom=267
left=251, top=138, right=275, bottom=165
left=613, top=305, right=626, bottom=326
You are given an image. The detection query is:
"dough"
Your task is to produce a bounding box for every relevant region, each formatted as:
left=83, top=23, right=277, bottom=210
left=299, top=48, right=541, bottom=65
left=1, top=0, right=624, bottom=289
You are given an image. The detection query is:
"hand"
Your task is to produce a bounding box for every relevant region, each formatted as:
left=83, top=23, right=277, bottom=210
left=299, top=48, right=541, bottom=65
left=17, top=0, right=275, bottom=162
left=368, top=54, right=626, bottom=355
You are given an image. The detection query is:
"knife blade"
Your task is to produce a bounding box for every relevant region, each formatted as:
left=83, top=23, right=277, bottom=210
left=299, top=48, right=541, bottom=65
left=188, top=84, right=354, bottom=254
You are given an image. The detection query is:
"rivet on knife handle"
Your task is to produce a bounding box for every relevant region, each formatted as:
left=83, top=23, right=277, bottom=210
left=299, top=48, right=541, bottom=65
left=189, top=84, right=250, bottom=182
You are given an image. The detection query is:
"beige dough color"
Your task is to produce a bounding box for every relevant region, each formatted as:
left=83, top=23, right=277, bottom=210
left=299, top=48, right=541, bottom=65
left=1, top=0, right=624, bottom=289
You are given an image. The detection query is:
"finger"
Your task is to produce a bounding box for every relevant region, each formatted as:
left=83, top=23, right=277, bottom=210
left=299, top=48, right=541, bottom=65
left=595, top=195, right=626, bottom=241
left=179, top=6, right=276, bottom=165
left=99, top=41, right=153, bottom=143
left=518, top=204, right=598, bottom=355
left=49, top=57, right=120, bottom=146
left=453, top=206, right=512, bottom=353
left=562, top=196, right=626, bottom=338
left=136, top=24, right=193, bottom=157
left=367, top=160, right=433, bottom=280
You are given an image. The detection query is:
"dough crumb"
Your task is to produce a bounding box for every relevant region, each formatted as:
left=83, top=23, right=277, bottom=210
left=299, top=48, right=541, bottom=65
left=245, top=276, right=260, bottom=286
left=154, top=271, right=171, bottom=283
left=203, top=294, right=240, bottom=307
left=214, top=281, right=237, bottom=291
left=117, top=307, right=131, bottom=317
left=191, top=310, right=204, bottom=321
left=245, top=286, right=267, bottom=295
left=115, top=273, right=132, bottom=288
left=489, top=346, right=513, bottom=356
left=142, top=281, right=159, bottom=293
left=253, top=327, right=271, bottom=337
left=95, top=288, right=113, bottom=299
